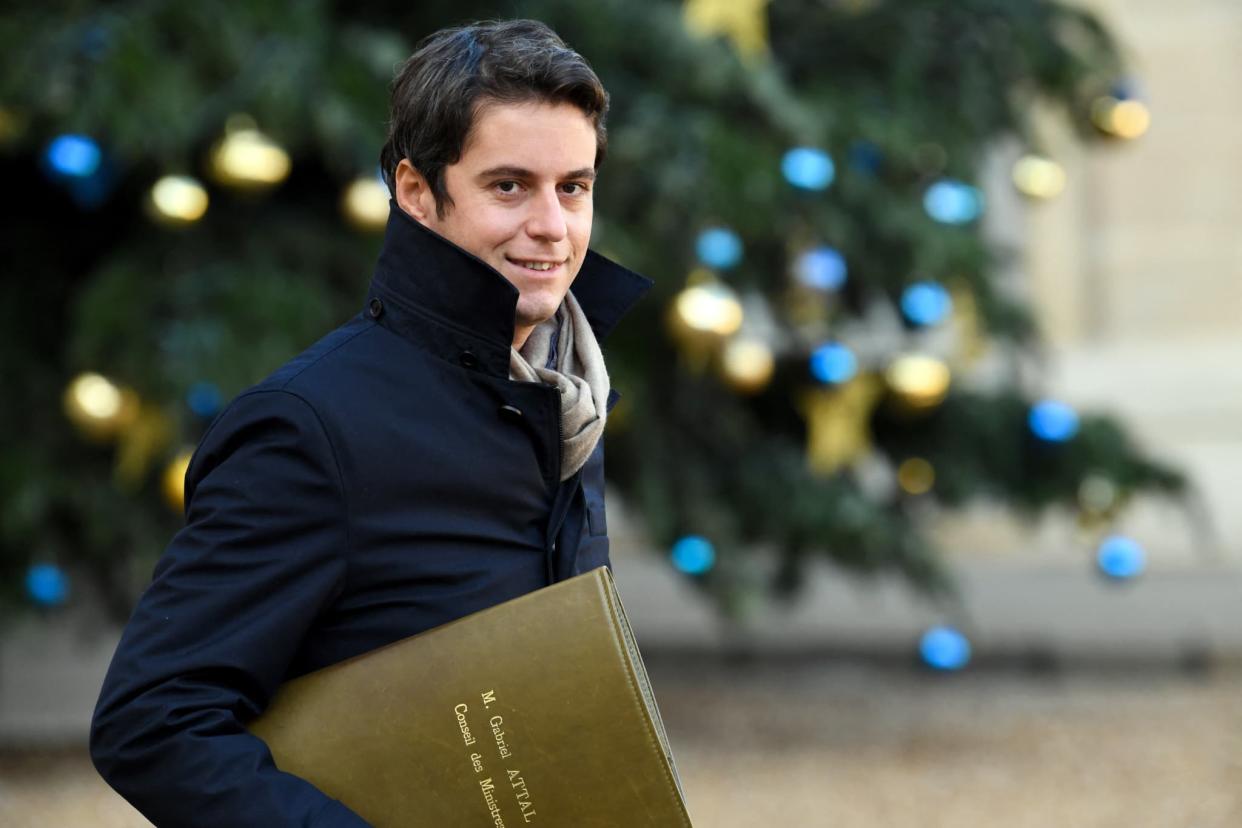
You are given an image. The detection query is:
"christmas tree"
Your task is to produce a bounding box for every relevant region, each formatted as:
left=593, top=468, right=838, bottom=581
left=0, top=0, right=1181, bottom=621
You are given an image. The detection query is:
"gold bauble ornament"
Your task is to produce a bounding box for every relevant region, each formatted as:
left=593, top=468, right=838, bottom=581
left=884, top=353, right=951, bottom=413
left=897, top=457, right=935, bottom=495
left=799, top=373, right=885, bottom=476
left=1075, top=472, right=1127, bottom=533
left=115, top=407, right=173, bottom=490
left=683, top=0, right=771, bottom=59
left=0, top=106, right=26, bottom=147
left=208, top=114, right=291, bottom=190
left=1078, top=473, right=1119, bottom=514
left=1075, top=508, right=1113, bottom=535
left=684, top=266, right=715, bottom=288
left=63, top=373, right=140, bottom=442
left=146, top=175, right=209, bottom=226
left=670, top=282, right=744, bottom=338
left=720, top=337, right=775, bottom=395
left=782, top=284, right=831, bottom=329
left=341, top=175, right=390, bottom=233
left=162, top=448, right=195, bottom=513
left=604, top=393, right=630, bottom=433
left=667, top=279, right=743, bottom=372
left=948, top=282, right=988, bottom=366
left=1090, top=97, right=1150, bottom=140
left=1012, top=154, right=1066, bottom=200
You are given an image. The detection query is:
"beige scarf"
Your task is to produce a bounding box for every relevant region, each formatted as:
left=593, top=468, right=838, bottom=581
left=509, top=291, right=609, bottom=481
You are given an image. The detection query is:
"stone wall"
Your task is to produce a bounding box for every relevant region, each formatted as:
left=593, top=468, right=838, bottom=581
left=936, top=0, right=1242, bottom=567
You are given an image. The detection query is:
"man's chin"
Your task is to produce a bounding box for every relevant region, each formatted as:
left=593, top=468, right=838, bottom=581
left=515, top=298, right=565, bottom=331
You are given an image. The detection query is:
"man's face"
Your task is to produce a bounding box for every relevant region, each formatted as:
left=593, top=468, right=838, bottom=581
left=397, top=100, right=597, bottom=349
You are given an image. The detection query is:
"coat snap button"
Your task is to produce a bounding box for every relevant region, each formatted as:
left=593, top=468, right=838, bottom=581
left=459, top=350, right=479, bottom=369
left=368, top=298, right=384, bottom=318
left=499, top=404, right=523, bottom=423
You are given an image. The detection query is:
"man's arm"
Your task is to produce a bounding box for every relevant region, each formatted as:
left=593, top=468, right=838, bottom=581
left=91, top=389, right=369, bottom=827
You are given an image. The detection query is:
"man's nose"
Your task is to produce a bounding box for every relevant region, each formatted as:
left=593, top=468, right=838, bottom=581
left=525, top=186, right=567, bottom=242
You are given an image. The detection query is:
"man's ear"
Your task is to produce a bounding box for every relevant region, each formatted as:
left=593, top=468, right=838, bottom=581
left=393, top=159, right=438, bottom=225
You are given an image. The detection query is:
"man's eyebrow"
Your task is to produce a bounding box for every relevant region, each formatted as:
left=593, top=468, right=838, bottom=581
left=475, top=165, right=597, bottom=181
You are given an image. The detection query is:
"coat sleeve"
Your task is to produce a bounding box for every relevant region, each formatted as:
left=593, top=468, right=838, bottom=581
left=90, top=389, right=370, bottom=827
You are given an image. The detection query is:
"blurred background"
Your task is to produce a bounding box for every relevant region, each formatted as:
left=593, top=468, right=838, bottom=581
left=2, top=0, right=1240, bottom=825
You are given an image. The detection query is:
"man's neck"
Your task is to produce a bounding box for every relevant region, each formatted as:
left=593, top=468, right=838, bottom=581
left=512, top=324, right=534, bottom=351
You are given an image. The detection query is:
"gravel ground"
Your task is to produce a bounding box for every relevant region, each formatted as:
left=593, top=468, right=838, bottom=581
left=654, top=657, right=1242, bottom=828
left=2, top=659, right=1240, bottom=827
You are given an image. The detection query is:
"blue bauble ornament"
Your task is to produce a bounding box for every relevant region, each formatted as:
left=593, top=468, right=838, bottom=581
left=45, top=134, right=101, bottom=179
left=795, top=247, right=847, bottom=291
left=900, top=281, right=953, bottom=327
left=924, top=179, right=983, bottom=225
left=671, top=536, right=716, bottom=575
left=26, top=564, right=69, bottom=607
left=809, top=342, right=858, bottom=385
left=1028, top=400, right=1080, bottom=443
left=848, top=140, right=883, bottom=174
left=1096, top=535, right=1145, bottom=581
left=919, top=625, right=971, bottom=671
left=781, top=147, right=835, bottom=191
left=186, top=382, right=224, bottom=418
left=695, top=227, right=743, bottom=270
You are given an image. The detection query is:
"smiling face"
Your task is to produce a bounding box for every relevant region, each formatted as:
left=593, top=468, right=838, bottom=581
left=394, top=100, right=598, bottom=349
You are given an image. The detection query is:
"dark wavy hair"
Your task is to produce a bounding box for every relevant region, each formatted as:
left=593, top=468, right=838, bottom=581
left=379, top=19, right=609, bottom=218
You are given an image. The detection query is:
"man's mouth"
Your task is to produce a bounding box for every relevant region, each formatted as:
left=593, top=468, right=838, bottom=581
left=507, top=257, right=563, bottom=273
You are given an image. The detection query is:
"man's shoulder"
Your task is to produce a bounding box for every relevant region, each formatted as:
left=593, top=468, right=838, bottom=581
left=196, top=315, right=379, bottom=443
left=257, top=314, right=376, bottom=395
left=188, top=316, right=380, bottom=471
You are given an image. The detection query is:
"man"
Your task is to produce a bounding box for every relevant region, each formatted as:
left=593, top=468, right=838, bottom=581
left=91, top=19, right=650, bottom=827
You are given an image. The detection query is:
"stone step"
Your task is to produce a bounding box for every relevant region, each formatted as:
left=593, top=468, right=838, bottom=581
left=612, top=546, right=1242, bottom=668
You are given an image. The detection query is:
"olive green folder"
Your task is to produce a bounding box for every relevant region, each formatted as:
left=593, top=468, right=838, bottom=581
left=249, top=566, right=693, bottom=827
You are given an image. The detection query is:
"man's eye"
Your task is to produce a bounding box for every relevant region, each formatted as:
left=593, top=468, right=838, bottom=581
left=561, top=182, right=589, bottom=195
left=496, top=181, right=519, bottom=193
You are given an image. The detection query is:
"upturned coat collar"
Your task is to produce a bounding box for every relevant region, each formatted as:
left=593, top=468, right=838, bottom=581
left=365, top=202, right=653, bottom=379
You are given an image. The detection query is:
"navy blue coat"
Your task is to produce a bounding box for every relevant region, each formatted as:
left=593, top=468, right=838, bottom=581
left=90, top=205, right=651, bottom=827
